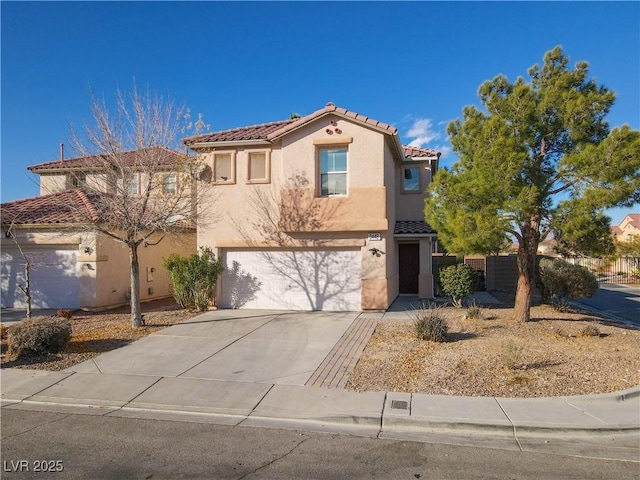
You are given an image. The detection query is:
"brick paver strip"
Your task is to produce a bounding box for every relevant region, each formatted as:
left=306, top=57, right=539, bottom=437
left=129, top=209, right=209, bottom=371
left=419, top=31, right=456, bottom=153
left=306, top=317, right=378, bottom=389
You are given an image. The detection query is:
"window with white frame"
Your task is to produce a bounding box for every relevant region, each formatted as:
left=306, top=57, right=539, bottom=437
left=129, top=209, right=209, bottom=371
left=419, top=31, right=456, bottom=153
left=125, top=173, right=140, bottom=195
left=162, top=173, right=177, bottom=195
left=402, top=166, right=420, bottom=193
left=319, top=147, right=347, bottom=196
left=213, top=152, right=235, bottom=184
left=247, top=151, right=270, bottom=183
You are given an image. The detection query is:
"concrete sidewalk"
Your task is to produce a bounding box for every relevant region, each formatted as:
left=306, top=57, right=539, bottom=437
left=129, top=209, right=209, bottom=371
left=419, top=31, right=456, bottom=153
left=1, top=301, right=639, bottom=462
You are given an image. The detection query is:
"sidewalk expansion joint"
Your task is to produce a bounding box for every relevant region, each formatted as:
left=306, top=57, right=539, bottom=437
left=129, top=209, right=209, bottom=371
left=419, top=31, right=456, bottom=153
left=494, top=397, right=522, bottom=451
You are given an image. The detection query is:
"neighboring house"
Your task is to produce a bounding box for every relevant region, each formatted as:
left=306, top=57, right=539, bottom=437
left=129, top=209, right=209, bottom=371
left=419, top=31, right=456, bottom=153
left=611, top=213, right=640, bottom=243
left=183, top=102, right=440, bottom=311
left=1, top=147, right=196, bottom=310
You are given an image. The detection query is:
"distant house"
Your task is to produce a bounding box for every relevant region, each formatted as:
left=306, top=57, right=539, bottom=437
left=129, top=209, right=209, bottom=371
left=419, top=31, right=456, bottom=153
left=611, top=213, right=640, bottom=243
left=1, top=147, right=196, bottom=310
left=183, top=102, right=440, bottom=311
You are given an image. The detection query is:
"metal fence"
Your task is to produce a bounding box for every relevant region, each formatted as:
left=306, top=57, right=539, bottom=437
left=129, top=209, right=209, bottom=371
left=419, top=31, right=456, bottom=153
left=563, top=256, right=640, bottom=285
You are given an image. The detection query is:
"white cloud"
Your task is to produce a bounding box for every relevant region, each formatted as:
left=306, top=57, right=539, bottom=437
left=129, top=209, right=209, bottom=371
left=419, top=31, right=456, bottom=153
left=406, top=118, right=440, bottom=147
left=404, top=117, right=455, bottom=160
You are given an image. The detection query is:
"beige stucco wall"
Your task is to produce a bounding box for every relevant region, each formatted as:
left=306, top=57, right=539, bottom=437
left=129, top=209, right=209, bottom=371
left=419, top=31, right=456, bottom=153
left=2, top=226, right=196, bottom=311
left=192, top=114, right=435, bottom=310
left=196, top=115, right=391, bottom=250
left=395, top=160, right=433, bottom=221
left=91, top=230, right=196, bottom=310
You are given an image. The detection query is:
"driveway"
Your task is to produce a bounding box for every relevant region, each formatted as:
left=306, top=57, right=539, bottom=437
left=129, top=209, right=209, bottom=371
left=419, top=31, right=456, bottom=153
left=68, top=310, right=360, bottom=385
left=574, top=283, right=640, bottom=327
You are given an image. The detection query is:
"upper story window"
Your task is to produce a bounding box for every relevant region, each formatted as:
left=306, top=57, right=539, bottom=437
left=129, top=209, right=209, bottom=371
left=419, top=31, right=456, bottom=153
left=247, top=150, right=270, bottom=184
left=402, top=166, right=421, bottom=193
left=125, top=173, right=140, bottom=195
left=213, top=152, right=235, bottom=184
left=319, top=147, right=347, bottom=196
left=68, top=173, right=86, bottom=189
left=162, top=174, right=177, bottom=195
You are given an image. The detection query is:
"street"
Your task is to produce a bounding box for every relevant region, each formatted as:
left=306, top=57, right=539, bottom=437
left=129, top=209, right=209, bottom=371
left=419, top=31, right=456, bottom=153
left=1, top=410, right=637, bottom=480
left=575, top=283, right=640, bottom=326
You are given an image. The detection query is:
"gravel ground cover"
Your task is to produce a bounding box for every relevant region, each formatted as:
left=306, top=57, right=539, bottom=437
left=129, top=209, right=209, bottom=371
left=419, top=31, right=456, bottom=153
left=346, top=301, right=640, bottom=398
left=2, top=296, right=638, bottom=398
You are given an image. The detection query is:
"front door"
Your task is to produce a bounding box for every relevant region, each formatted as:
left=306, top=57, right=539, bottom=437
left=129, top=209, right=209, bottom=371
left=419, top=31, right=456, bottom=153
left=398, top=243, right=419, bottom=294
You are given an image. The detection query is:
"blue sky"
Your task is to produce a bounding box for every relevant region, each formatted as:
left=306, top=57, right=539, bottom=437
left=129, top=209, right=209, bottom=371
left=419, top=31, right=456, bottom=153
left=2, top=1, right=638, bottom=225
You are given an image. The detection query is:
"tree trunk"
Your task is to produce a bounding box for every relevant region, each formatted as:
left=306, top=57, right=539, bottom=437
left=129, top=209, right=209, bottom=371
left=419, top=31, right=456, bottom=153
left=24, top=266, right=32, bottom=319
left=513, top=228, right=539, bottom=323
left=129, top=242, right=144, bottom=328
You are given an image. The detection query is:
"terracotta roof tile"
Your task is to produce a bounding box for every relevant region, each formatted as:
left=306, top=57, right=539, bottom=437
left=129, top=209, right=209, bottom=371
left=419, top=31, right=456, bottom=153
left=1, top=189, right=102, bottom=225
left=183, top=119, right=295, bottom=145
left=394, top=220, right=436, bottom=235
left=402, top=145, right=441, bottom=158
left=183, top=102, right=401, bottom=146
left=28, top=147, right=184, bottom=172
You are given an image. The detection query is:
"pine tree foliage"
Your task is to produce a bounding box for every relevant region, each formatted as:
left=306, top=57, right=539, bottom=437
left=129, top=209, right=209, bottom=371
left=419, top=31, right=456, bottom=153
left=425, top=47, right=640, bottom=322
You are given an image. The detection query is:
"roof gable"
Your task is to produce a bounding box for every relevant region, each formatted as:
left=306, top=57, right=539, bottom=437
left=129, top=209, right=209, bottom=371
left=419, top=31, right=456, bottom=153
left=183, top=103, right=442, bottom=164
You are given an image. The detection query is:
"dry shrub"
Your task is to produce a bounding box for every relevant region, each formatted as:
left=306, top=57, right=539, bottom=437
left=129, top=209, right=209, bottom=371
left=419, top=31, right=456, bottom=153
left=414, top=305, right=448, bottom=342
left=579, top=325, right=601, bottom=337
left=7, top=317, right=72, bottom=359
left=57, top=309, right=73, bottom=319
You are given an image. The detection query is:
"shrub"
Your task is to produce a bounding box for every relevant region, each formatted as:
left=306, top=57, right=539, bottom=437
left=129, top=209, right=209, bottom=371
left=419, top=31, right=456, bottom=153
left=56, top=309, right=72, bottom=319
left=438, top=263, right=478, bottom=308
left=464, top=300, right=483, bottom=320
left=579, top=325, right=601, bottom=337
left=7, top=317, right=72, bottom=359
left=500, top=339, right=524, bottom=370
left=539, top=258, right=599, bottom=310
left=164, top=247, right=224, bottom=311
left=414, top=304, right=448, bottom=342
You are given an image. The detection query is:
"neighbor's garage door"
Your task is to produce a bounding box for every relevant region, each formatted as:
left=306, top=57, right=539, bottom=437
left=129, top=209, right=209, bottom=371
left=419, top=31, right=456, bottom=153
left=220, top=249, right=362, bottom=311
left=1, top=246, right=80, bottom=309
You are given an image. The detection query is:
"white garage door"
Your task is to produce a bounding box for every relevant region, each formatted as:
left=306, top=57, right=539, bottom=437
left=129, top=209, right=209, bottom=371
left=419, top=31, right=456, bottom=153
left=1, top=246, right=80, bottom=309
left=220, top=249, right=362, bottom=311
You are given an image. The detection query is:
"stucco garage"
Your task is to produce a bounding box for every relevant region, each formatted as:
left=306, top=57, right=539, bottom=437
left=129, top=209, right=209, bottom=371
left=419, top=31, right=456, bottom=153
left=220, top=249, right=362, bottom=311
left=1, top=245, right=80, bottom=309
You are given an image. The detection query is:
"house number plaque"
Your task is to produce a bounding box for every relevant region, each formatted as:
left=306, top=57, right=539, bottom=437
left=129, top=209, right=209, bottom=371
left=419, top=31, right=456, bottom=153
left=367, top=233, right=382, bottom=241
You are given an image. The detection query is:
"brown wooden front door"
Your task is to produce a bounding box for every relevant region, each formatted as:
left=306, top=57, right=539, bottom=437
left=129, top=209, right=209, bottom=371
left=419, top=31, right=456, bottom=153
left=399, top=243, right=419, bottom=294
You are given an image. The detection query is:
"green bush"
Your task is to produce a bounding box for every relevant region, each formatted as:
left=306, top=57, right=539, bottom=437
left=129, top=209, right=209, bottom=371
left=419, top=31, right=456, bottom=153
left=164, top=247, right=224, bottom=311
left=539, top=258, right=599, bottom=310
left=7, top=317, right=72, bottom=359
left=414, top=305, right=448, bottom=342
left=438, top=263, right=478, bottom=308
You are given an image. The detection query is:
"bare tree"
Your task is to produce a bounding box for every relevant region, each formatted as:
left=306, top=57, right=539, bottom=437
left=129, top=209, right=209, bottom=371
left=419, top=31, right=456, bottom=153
left=67, top=84, right=212, bottom=327
left=2, top=222, right=49, bottom=318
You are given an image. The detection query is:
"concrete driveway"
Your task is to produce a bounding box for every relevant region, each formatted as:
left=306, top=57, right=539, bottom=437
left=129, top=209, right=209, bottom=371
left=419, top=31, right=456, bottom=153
left=68, top=309, right=360, bottom=385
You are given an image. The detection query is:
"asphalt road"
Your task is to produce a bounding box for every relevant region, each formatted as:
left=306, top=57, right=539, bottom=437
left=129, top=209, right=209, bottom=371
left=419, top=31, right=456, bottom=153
left=574, top=283, right=640, bottom=326
left=1, top=410, right=637, bottom=480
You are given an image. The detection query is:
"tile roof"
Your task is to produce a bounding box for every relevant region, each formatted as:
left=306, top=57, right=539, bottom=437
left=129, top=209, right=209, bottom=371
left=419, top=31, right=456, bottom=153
left=2, top=189, right=197, bottom=231
left=183, top=102, right=400, bottom=146
left=28, top=147, right=184, bottom=172
left=183, top=120, right=295, bottom=144
left=402, top=145, right=440, bottom=158
left=624, top=213, right=640, bottom=228
left=394, top=220, right=436, bottom=235
left=1, top=189, right=101, bottom=225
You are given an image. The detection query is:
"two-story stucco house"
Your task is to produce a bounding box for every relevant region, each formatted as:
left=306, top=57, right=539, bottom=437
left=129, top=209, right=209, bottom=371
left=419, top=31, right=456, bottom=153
left=183, top=103, right=439, bottom=311
left=1, top=147, right=196, bottom=310
left=611, top=213, right=640, bottom=243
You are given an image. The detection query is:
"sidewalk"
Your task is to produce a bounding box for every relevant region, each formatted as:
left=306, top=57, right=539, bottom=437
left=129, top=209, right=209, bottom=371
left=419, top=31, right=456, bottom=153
left=1, top=295, right=639, bottom=462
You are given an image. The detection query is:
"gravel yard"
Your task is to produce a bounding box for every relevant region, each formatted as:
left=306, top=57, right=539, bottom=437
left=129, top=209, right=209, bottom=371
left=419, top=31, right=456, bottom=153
left=346, top=303, right=640, bottom=398
left=2, top=297, right=639, bottom=399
